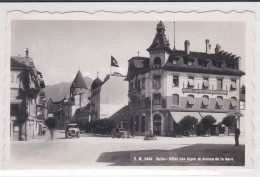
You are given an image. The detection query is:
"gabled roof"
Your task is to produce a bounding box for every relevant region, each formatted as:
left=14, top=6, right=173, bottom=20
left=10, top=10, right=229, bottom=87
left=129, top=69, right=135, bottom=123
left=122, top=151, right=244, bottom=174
left=11, top=58, right=28, bottom=69
left=70, top=71, right=88, bottom=89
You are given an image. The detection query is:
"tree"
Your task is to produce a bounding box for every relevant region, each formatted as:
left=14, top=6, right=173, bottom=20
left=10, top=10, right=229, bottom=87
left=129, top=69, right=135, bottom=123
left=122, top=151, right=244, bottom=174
left=45, top=117, right=58, bottom=140
left=179, top=116, right=198, bottom=136
left=200, top=115, right=216, bottom=136
left=222, top=115, right=236, bottom=135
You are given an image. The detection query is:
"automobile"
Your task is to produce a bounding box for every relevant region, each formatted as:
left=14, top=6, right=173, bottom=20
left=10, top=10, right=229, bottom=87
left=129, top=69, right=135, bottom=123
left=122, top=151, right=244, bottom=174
left=111, top=128, right=131, bottom=138
left=65, top=123, right=80, bottom=138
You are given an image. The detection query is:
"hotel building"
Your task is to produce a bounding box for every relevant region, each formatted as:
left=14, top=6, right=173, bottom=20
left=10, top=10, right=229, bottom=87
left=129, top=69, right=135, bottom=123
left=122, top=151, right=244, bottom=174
left=126, top=21, right=245, bottom=136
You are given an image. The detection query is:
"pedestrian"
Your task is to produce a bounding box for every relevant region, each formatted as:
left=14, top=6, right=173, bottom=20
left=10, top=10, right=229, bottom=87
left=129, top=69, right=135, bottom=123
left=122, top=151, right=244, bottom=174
left=42, top=128, right=46, bottom=136
left=235, top=128, right=240, bottom=146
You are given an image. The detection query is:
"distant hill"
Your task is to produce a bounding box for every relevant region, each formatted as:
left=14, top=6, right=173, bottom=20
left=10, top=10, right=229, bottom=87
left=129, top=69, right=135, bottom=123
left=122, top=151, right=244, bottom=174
left=44, top=77, right=93, bottom=102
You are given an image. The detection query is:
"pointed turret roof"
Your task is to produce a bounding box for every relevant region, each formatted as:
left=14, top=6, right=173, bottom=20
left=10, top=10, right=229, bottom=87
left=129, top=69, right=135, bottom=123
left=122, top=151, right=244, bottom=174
left=147, top=21, right=172, bottom=53
left=70, top=71, right=88, bottom=89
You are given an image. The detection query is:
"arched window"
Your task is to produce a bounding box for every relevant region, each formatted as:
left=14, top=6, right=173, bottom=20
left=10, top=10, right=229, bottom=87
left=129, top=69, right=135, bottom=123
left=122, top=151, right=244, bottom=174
left=187, top=94, right=195, bottom=108
left=172, top=94, right=179, bottom=106
left=154, top=57, right=162, bottom=65
left=230, top=97, right=237, bottom=109
left=201, top=95, right=209, bottom=108
left=216, top=96, right=224, bottom=108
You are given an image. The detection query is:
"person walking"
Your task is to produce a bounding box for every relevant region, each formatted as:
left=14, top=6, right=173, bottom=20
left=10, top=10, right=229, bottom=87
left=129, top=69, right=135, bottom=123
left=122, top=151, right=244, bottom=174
left=235, top=128, right=240, bottom=146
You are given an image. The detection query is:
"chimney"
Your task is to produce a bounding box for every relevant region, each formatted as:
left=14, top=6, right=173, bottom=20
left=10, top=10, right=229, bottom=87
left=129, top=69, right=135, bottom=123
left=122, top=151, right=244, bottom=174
left=25, top=48, right=29, bottom=57
left=215, top=44, right=221, bottom=54
left=205, top=39, right=211, bottom=54
left=184, top=40, right=190, bottom=55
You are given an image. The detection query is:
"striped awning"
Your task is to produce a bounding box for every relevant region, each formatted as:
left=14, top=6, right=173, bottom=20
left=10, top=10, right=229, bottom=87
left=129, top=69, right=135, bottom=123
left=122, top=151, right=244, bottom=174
left=170, top=112, right=201, bottom=124
left=199, top=112, right=227, bottom=124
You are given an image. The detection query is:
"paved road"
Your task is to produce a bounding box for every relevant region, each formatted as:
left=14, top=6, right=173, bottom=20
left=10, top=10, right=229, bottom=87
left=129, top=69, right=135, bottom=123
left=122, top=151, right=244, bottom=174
left=7, top=130, right=245, bottom=169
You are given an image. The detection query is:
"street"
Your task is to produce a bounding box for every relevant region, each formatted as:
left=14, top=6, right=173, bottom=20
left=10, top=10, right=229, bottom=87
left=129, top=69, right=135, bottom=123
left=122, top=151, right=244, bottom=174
left=7, top=130, right=245, bottom=169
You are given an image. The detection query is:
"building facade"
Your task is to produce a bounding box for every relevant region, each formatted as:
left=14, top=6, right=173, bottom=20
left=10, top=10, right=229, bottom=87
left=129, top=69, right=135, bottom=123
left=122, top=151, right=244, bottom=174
left=10, top=50, right=46, bottom=141
left=90, top=75, right=128, bottom=121
left=126, top=21, right=245, bottom=136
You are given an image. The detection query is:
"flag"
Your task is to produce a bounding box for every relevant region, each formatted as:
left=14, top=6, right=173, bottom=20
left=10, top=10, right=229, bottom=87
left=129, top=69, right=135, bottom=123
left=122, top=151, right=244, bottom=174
left=112, top=72, right=125, bottom=77
left=111, top=56, right=119, bottom=67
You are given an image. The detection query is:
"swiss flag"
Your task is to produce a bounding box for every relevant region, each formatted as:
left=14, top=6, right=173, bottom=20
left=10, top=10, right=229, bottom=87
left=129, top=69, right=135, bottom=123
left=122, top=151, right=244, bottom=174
left=111, top=56, right=119, bottom=67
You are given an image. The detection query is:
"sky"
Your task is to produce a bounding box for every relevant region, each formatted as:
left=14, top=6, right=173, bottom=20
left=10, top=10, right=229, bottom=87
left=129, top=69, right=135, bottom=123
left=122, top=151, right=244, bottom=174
left=11, top=20, right=245, bottom=85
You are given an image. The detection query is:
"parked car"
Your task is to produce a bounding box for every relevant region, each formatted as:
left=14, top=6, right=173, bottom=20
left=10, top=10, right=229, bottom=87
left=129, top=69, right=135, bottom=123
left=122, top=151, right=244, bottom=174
left=111, top=128, right=131, bottom=138
left=65, top=123, right=80, bottom=138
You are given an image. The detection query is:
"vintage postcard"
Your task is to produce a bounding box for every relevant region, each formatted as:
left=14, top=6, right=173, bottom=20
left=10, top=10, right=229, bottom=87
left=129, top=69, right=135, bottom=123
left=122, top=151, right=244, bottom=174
left=3, top=10, right=255, bottom=174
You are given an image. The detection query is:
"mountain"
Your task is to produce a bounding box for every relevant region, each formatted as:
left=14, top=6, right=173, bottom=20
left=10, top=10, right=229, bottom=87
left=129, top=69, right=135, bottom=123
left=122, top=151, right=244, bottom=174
left=44, top=77, right=93, bottom=102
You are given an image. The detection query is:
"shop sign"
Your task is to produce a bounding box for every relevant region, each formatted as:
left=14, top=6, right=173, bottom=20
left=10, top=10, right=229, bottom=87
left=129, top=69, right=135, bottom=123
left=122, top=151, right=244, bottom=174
left=182, top=88, right=228, bottom=95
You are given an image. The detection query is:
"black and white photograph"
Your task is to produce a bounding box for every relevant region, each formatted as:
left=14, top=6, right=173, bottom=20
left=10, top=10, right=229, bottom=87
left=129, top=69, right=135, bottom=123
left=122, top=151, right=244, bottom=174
left=4, top=11, right=255, bottom=171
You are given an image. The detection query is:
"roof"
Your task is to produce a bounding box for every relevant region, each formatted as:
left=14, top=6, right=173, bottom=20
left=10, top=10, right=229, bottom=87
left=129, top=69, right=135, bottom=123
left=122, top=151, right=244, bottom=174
left=11, top=58, right=28, bottom=69
left=91, top=77, right=102, bottom=90
left=147, top=21, right=172, bottom=53
left=11, top=56, right=34, bottom=68
left=70, top=71, right=88, bottom=89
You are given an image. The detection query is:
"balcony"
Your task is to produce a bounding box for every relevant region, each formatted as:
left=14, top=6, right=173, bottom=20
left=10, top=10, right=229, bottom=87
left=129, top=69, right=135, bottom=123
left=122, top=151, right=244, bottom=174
left=128, top=88, right=141, bottom=99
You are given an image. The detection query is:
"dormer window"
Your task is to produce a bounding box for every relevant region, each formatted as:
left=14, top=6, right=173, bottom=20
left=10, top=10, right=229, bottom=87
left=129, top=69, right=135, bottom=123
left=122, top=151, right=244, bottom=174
left=172, top=59, right=177, bottom=64
left=188, top=60, right=193, bottom=66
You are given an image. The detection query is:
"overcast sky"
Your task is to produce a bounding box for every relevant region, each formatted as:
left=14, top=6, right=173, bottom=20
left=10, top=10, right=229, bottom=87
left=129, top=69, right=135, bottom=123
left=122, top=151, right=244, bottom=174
left=11, top=20, right=245, bottom=85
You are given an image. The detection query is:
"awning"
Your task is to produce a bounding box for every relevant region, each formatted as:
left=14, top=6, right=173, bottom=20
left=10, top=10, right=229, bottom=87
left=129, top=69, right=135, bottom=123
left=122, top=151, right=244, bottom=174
left=231, top=82, right=237, bottom=89
left=202, top=97, right=209, bottom=106
left=230, top=99, right=238, bottom=107
left=38, top=122, right=46, bottom=128
left=187, top=96, right=195, bottom=105
left=188, top=79, right=194, bottom=87
left=170, top=112, right=202, bottom=124
left=203, top=80, right=209, bottom=88
left=199, top=112, right=227, bottom=124
left=227, top=111, right=243, bottom=117
left=216, top=98, right=224, bottom=107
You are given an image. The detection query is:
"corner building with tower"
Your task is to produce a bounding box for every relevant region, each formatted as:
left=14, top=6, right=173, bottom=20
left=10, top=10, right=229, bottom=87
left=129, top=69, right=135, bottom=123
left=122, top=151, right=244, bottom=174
left=126, top=21, right=245, bottom=136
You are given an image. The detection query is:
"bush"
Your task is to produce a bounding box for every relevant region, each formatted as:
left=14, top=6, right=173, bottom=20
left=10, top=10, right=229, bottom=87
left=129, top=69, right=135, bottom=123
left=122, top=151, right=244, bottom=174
left=200, top=115, right=216, bottom=136
left=179, top=116, right=198, bottom=136
left=222, top=115, right=236, bottom=135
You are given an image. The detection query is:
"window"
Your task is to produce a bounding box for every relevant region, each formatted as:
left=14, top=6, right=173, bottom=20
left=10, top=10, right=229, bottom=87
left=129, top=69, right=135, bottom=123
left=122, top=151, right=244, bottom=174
left=172, top=59, right=177, bottom=64
left=216, top=96, right=224, bottom=109
left=187, top=95, right=195, bottom=108
left=188, top=60, right=193, bottom=66
left=173, top=75, right=179, bottom=87
left=230, top=97, right=237, bottom=109
left=230, top=80, right=237, bottom=91
left=153, top=94, right=161, bottom=105
left=153, top=75, right=161, bottom=90
left=142, top=78, right=145, bottom=89
left=202, top=78, right=209, bottom=89
left=188, top=77, right=195, bottom=88
left=137, top=80, right=141, bottom=89
left=154, top=57, right=162, bottom=65
left=172, top=94, right=179, bottom=106
left=201, top=95, right=209, bottom=108
left=10, top=104, right=19, bottom=116
left=217, top=63, right=222, bottom=68
left=217, top=79, right=223, bottom=90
